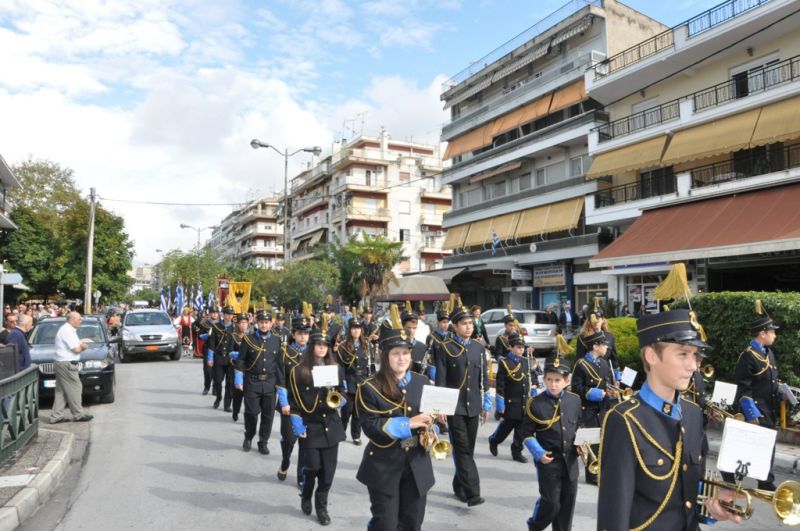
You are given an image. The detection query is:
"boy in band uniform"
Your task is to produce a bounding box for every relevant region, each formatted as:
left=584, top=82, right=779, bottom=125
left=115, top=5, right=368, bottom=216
left=489, top=333, right=531, bottom=463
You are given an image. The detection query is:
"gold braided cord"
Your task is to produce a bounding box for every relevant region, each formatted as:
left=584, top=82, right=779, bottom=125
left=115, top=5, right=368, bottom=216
left=747, top=347, right=773, bottom=375
left=289, top=366, right=318, bottom=414
left=577, top=358, right=603, bottom=385
left=358, top=380, right=405, bottom=413
left=355, top=382, right=401, bottom=449
left=631, top=436, right=683, bottom=531
left=501, top=358, right=525, bottom=382
left=525, top=397, right=561, bottom=431
left=337, top=343, right=357, bottom=367
left=625, top=412, right=675, bottom=463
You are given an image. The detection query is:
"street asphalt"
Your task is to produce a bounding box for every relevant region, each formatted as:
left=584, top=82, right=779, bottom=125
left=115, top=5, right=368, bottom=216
left=22, top=357, right=788, bottom=530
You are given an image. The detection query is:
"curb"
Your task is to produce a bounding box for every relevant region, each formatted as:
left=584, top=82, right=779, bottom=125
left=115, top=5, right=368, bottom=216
left=708, top=438, right=798, bottom=475
left=0, top=429, right=76, bottom=531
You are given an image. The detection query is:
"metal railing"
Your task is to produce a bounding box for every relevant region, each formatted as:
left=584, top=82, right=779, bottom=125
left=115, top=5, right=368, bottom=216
left=690, top=144, right=800, bottom=188
left=687, top=0, right=772, bottom=37
left=592, top=29, right=674, bottom=79
left=693, top=55, right=800, bottom=111
left=0, top=365, right=39, bottom=466
left=594, top=173, right=677, bottom=208
left=596, top=99, right=681, bottom=141
left=442, top=0, right=600, bottom=91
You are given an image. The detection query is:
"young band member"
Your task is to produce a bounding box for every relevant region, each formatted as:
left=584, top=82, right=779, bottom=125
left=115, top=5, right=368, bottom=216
left=206, top=306, right=236, bottom=410
left=289, top=324, right=346, bottom=526
left=520, top=357, right=581, bottom=531
left=489, top=333, right=531, bottom=463
left=492, top=314, right=517, bottom=359
left=235, top=310, right=282, bottom=454
left=401, top=307, right=433, bottom=380
left=597, top=309, right=740, bottom=529
left=276, top=309, right=311, bottom=483
left=228, top=314, right=249, bottom=421
left=337, top=319, right=369, bottom=445
left=570, top=330, right=614, bottom=485
left=356, top=305, right=435, bottom=530
left=434, top=301, right=491, bottom=507
left=195, top=307, right=218, bottom=395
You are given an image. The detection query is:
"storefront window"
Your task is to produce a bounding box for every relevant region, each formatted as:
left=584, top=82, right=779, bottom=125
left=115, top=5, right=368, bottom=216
left=575, top=284, right=608, bottom=315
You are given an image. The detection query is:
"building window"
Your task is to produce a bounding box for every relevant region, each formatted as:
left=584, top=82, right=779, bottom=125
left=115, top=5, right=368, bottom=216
left=535, top=168, right=546, bottom=186
left=459, top=188, right=482, bottom=208
left=399, top=171, right=410, bottom=181
left=570, top=156, right=587, bottom=177
left=399, top=229, right=411, bottom=242
left=399, top=200, right=411, bottom=214
left=519, top=173, right=532, bottom=190
left=424, top=234, right=436, bottom=247
left=493, top=180, right=506, bottom=198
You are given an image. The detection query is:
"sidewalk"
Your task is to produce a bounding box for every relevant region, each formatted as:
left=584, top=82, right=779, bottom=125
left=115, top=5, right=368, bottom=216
left=706, top=427, right=800, bottom=475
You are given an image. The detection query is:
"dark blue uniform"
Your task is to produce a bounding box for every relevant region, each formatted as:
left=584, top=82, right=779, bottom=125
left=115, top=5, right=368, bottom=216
left=235, top=330, right=283, bottom=449
left=337, top=340, right=369, bottom=440
left=490, top=352, right=531, bottom=460
left=570, top=353, right=614, bottom=484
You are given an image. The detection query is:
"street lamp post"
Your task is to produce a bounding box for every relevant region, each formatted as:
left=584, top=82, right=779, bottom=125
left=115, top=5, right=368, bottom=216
left=250, top=140, right=321, bottom=264
left=179, top=224, right=215, bottom=289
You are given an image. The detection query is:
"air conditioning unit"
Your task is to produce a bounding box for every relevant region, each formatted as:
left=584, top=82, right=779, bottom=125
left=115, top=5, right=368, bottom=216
left=435, top=231, right=444, bottom=237
left=591, top=50, right=607, bottom=64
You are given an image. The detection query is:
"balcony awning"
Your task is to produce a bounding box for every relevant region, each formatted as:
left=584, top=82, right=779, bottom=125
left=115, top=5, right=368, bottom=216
left=586, top=135, right=668, bottom=179
left=442, top=223, right=469, bottom=250
left=514, top=197, right=584, bottom=239
left=443, top=126, right=491, bottom=160
left=470, top=161, right=522, bottom=184
left=463, top=219, right=493, bottom=247
left=489, top=211, right=521, bottom=241
left=549, top=79, right=586, bottom=112
left=750, top=94, right=800, bottom=147
left=551, top=16, right=593, bottom=46
left=660, top=108, right=761, bottom=166
left=489, top=94, right=552, bottom=138
left=413, top=267, right=465, bottom=283
left=590, top=182, right=800, bottom=268
left=308, top=230, right=325, bottom=247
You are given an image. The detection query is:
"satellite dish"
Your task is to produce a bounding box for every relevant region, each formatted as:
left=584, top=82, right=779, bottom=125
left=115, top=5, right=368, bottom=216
left=529, top=243, right=537, bottom=253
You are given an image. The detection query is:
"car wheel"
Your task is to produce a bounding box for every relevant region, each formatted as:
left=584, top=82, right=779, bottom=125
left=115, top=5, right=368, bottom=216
left=100, top=386, right=115, bottom=404
left=170, top=348, right=181, bottom=361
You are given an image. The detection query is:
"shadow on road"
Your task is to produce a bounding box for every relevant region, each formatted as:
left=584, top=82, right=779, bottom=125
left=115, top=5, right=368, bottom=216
left=148, top=486, right=298, bottom=517
left=146, top=462, right=267, bottom=483
left=139, top=434, right=232, bottom=451
left=137, top=401, right=213, bottom=410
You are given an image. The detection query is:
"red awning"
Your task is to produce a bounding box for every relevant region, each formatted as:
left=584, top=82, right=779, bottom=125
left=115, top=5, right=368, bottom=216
left=590, top=183, right=800, bottom=268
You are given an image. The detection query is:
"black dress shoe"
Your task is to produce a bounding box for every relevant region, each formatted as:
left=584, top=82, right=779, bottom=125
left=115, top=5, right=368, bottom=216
left=352, top=438, right=361, bottom=446
left=301, top=498, right=312, bottom=515
left=242, top=438, right=252, bottom=452
left=453, top=491, right=467, bottom=503
left=213, top=398, right=221, bottom=409
left=232, top=412, right=238, bottom=422
left=202, top=388, right=209, bottom=395
left=467, top=496, right=485, bottom=507
left=489, top=438, right=498, bottom=457
left=258, top=444, right=269, bottom=455
left=317, top=508, right=330, bottom=526
left=224, top=407, right=232, bottom=413
left=512, top=452, right=529, bottom=464
left=75, top=415, right=93, bottom=422
left=277, top=468, right=288, bottom=481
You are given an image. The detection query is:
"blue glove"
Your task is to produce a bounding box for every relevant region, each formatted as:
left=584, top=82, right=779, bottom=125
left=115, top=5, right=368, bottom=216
left=234, top=370, right=243, bottom=386
left=495, top=395, right=506, bottom=414
left=428, top=366, right=436, bottom=381
left=383, top=417, right=412, bottom=439
left=276, top=386, right=289, bottom=409
left=230, top=350, right=239, bottom=361
left=338, top=396, right=347, bottom=410
left=523, top=437, right=546, bottom=462
left=199, top=333, right=208, bottom=341
left=483, top=393, right=493, bottom=412
left=343, top=380, right=349, bottom=393
left=587, top=388, right=605, bottom=402
left=530, top=387, right=538, bottom=397
left=615, top=370, right=622, bottom=381
left=206, top=349, right=214, bottom=363
left=290, top=415, right=306, bottom=437
left=740, top=397, right=762, bottom=421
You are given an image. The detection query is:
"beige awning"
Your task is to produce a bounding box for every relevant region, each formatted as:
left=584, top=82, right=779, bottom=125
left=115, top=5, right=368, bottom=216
left=750, top=94, right=800, bottom=147
left=443, top=126, right=491, bottom=160
left=441, top=224, right=469, bottom=250
left=463, top=219, right=493, bottom=247
left=586, top=135, right=668, bottom=178
left=489, top=211, right=521, bottom=241
left=514, top=197, right=584, bottom=239
left=308, top=230, right=325, bottom=247
left=661, top=108, right=761, bottom=166
left=469, top=161, right=522, bottom=184
left=550, top=79, right=586, bottom=112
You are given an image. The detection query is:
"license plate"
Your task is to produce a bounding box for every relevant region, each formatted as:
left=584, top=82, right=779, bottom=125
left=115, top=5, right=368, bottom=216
left=535, top=330, right=549, bottom=336
left=145, top=346, right=159, bottom=351
left=43, top=380, right=56, bottom=388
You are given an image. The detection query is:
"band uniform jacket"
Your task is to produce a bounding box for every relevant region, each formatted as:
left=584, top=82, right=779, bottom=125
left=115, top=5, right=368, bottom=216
left=288, top=364, right=347, bottom=449
left=597, top=394, right=706, bottom=531
left=192, top=318, right=212, bottom=354
left=208, top=322, right=235, bottom=366
left=571, top=356, right=615, bottom=427
left=355, top=372, right=435, bottom=496
left=495, top=354, right=531, bottom=421
left=734, top=342, right=780, bottom=423
left=236, top=331, right=283, bottom=393
left=426, top=331, right=448, bottom=369
left=493, top=333, right=511, bottom=359
left=336, top=341, right=369, bottom=392
left=434, top=337, right=489, bottom=417
left=410, top=340, right=429, bottom=376
left=576, top=331, right=619, bottom=369
left=519, top=390, right=582, bottom=466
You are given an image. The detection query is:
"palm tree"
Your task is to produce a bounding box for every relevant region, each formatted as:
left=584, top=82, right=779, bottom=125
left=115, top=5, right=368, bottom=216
left=341, top=233, right=404, bottom=303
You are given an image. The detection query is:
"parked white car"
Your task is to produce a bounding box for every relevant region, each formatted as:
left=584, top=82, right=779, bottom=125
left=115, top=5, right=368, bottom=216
left=481, top=308, right=557, bottom=355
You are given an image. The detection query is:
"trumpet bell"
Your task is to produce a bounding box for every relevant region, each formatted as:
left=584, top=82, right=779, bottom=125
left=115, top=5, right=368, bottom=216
left=773, top=480, right=800, bottom=524
left=701, top=364, right=715, bottom=378
left=431, top=439, right=452, bottom=461
left=326, top=389, right=343, bottom=409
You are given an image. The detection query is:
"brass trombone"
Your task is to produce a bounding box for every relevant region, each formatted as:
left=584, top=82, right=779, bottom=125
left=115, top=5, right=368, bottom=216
left=420, top=426, right=452, bottom=460
left=576, top=441, right=599, bottom=475
left=699, top=472, right=800, bottom=525
left=326, top=388, right=344, bottom=409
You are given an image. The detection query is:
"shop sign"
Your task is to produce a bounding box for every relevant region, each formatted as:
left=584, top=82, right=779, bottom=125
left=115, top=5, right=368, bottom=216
left=533, top=265, right=566, bottom=287
left=511, top=268, right=532, bottom=281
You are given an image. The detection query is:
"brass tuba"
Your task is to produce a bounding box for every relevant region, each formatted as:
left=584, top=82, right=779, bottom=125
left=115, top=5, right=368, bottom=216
left=699, top=472, right=800, bottom=525
left=576, top=441, right=599, bottom=475
left=421, top=427, right=452, bottom=460
left=326, top=388, right=344, bottom=409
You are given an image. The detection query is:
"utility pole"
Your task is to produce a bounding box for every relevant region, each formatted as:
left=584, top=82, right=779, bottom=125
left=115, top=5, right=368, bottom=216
left=84, top=187, right=97, bottom=314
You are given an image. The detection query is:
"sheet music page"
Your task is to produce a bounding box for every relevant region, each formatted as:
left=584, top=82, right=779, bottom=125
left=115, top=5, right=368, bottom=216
left=717, top=418, right=777, bottom=481
left=311, top=365, right=340, bottom=387
left=419, top=385, right=460, bottom=416
left=574, top=427, right=601, bottom=445
left=709, top=381, right=737, bottom=406
left=620, top=367, right=637, bottom=387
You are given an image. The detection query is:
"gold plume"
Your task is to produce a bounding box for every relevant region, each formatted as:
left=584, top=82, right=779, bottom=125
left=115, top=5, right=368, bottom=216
left=447, top=293, right=456, bottom=313
left=593, top=296, right=601, bottom=312
left=556, top=334, right=574, bottom=355
left=418, top=300, right=424, bottom=314
left=457, top=296, right=464, bottom=309
left=755, top=299, right=763, bottom=315
left=507, top=304, right=522, bottom=336
left=389, top=304, right=402, bottom=329
left=662, top=304, right=670, bottom=312
left=322, top=314, right=329, bottom=335
left=302, top=301, right=311, bottom=319
left=653, top=263, right=691, bottom=301
left=405, top=300, right=412, bottom=313
left=326, top=294, right=333, bottom=306
left=308, top=303, right=314, bottom=315
left=590, top=313, right=598, bottom=326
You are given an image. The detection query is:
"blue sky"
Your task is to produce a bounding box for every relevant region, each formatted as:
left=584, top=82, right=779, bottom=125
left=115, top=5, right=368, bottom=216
left=0, top=0, right=718, bottom=264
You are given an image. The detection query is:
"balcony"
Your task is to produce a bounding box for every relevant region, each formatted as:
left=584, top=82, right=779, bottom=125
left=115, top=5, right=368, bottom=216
left=342, top=206, right=391, bottom=222
left=292, top=160, right=331, bottom=193
left=420, top=212, right=444, bottom=227
left=332, top=175, right=390, bottom=192
left=241, top=245, right=284, bottom=257
left=596, top=99, right=680, bottom=142
left=593, top=173, right=678, bottom=208
left=591, top=29, right=674, bottom=80
left=692, top=55, right=800, bottom=112
left=292, top=194, right=327, bottom=216
left=689, top=143, right=800, bottom=188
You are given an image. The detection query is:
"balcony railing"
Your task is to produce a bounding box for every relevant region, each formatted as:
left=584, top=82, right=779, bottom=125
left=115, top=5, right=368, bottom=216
left=596, top=99, right=680, bottom=142
left=690, top=144, right=800, bottom=188
left=594, top=173, right=677, bottom=208
left=693, top=55, right=800, bottom=111
left=592, top=29, right=674, bottom=79
left=346, top=206, right=390, bottom=219
left=687, top=0, right=771, bottom=37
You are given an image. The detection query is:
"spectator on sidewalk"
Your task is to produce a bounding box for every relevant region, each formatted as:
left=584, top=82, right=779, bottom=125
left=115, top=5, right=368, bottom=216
left=0, top=313, right=18, bottom=345
left=50, top=312, right=93, bottom=424
left=5, top=314, right=32, bottom=371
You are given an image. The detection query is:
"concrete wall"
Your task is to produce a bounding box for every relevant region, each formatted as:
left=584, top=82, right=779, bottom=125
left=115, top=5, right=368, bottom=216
left=603, top=0, right=670, bottom=58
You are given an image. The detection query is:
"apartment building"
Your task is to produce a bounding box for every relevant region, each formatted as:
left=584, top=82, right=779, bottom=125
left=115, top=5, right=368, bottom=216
left=210, top=195, right=284, bottom=269
left=583, top=0, right=800, bottom=314
left=288, top=130, right=450, bottom=273
left=0, top=154, right=19, bottom=231
left=438, top=0, right=664, bottom=310
left=127, top=265, right=155, bottom=294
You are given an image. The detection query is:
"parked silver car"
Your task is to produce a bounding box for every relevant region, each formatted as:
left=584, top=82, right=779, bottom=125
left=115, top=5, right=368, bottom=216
left=119, top=309, right=181, bottom=362
left=481, top=308, right=557, bottom=354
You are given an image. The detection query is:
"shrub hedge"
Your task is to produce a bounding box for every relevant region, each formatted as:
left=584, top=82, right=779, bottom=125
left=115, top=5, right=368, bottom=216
left=567, top=317, right=641, bottom=371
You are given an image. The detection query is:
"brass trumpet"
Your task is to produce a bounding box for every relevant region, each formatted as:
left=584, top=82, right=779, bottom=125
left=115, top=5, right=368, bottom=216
left=699, top=473, right=800, bottom=525
left=705, top=402, right=745, bottom=422
left=607, top=384, right=633, bottom=402
left=701, top=364, right=715, bottom=379
left=326, top=388, right=344, bottom=409
left=576, top=441, right=599, bottom=475
left=420, top=427, right=452, bottom=460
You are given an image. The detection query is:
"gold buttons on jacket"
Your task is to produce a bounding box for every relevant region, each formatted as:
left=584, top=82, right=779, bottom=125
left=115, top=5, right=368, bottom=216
left=685, top=501, right=692, bottom=509
left=682, top=464, right=688, bottom=472
left=657, top=458, right=664, bottom=466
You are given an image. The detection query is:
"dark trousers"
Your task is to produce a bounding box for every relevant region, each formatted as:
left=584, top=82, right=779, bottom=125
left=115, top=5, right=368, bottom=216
left=243, top=389, right=275, bottom=443
left=300, top=441, right=339, bottom=510
left=447, top=414, right=481, bottom=500
left=202, top=357, right=212, bottom=391
left=340, top=392, right=361, bottom=439
left=528, top=457, right=578, bottom=531
left=231, top=378, right=243, bottom=416
left=279, top=413, right=303, bottom=481
left=367, top=466, right=426, bottom=531
left=490, top=417, right=523, bottom=454
left=212, top=362, right=232, bottom=408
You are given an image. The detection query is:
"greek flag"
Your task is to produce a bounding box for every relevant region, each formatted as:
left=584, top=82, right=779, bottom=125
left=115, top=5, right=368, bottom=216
left=207, top=288, right=215, bottom=311
left=175, top=283, right=184, bottom=313
left=491, top=231, right=501, bottom=256
left=194, top=284, right=204, bottom=312
left=166, top=286, right=172, bottom=313
left=160, top=288, right=168, bottom=312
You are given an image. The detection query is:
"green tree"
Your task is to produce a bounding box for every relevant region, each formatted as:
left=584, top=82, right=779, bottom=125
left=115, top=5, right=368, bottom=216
left=9, top=158, right=82, bottom=233
left=127, top=288, right=160, bottom=305
left=0, top=206, right=60, bottom=298
left=272, top=260, right=340, bottom=311
left=316, top=240, right=364, bottom=306
left=341, top=234, right=404, bottom=301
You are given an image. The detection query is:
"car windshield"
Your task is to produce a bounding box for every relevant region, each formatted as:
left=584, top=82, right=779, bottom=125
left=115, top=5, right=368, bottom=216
left=518, top=312, right=550, bottom=324
left=30, top=321, right=105, bottom=345
left=124, top=312, right=172, bottom=326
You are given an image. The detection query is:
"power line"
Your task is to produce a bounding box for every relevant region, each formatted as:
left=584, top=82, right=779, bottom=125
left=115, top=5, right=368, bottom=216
left=98, top=197, right=248, bottom=207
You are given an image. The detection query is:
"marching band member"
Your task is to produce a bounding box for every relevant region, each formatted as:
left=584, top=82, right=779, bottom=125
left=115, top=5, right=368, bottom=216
left=492, top=314, right=517, bottom=359
left=206, top=306, right=236, bottom=410
left=337, top=319, right=369, bottom=445
left=520, top=356, right=581, bottom=531
left=434, top=300, right=491, bottom=507
left=228, top=313, right=249, bottom=421
left=235, top=310, right=282, bottom=454
left=288, top=320, right=346, bottom=526
left=401, top=305, right=431, bottom=380
left=597, top=309, right=739, bottom=529
left=575, top=300, right=619, bottom=372
left=356, top=306, right=436, bottom=531
left=489, top=333, right=531, bottom=463
left=194, top=307, right=218, bottom=396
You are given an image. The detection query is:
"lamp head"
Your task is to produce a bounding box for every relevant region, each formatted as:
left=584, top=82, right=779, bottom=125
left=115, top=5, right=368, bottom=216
left=180, top=224, right=189, bottom=229
left=311, top=146, right=322, bottom=157
left=250, top=139, right=266, bottom=150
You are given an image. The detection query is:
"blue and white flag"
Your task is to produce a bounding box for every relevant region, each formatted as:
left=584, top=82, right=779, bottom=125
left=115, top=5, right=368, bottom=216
left=160, top=288, right=168, bottom=312
left=194, top=284, right=204, bottom=312
left=491, top=231, right=502, bottom=256
left=166, top=286, right=172, bottom=313
left=207, top=288, right=215, bottom=311
left=175, top=283, right=184, bottom=314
